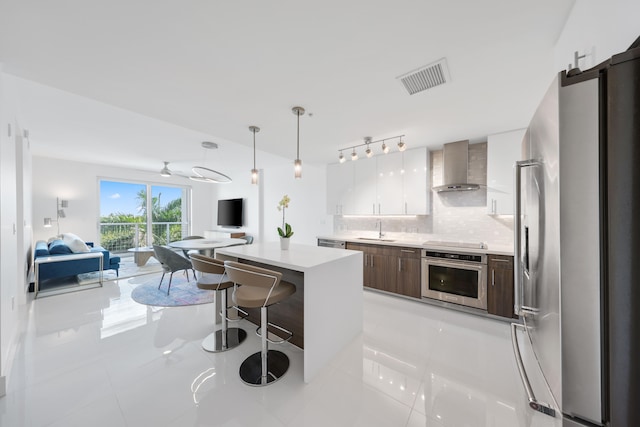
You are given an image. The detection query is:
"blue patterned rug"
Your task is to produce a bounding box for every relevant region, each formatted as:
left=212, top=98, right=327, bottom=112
left=131, top=275, right=215, bottom=307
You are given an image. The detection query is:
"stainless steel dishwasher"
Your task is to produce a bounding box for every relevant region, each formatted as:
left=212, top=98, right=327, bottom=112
left=317, top=238, right=346, bottom=249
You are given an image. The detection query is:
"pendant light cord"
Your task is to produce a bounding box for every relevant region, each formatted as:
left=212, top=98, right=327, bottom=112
left=296, top=110, right=300, bottom=159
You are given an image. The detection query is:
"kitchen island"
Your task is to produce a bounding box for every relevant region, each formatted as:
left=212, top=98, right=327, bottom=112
left=216, top=242, right=363, bottom=383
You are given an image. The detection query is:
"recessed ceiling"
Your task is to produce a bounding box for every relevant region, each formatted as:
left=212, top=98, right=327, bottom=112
left=0, top=0, right=576, bottom=171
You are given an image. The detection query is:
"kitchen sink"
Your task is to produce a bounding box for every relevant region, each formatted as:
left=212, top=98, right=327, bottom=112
left=356, top=237, right=396, bottom=242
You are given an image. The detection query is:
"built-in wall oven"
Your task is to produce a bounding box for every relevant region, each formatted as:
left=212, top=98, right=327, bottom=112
left=421, top=249, right=488, bottom=310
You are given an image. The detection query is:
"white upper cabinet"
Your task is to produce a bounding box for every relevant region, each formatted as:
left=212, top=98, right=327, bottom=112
left=353, top=157, right=378, bottom=215
left=487, top=129, right=526, bottom=215
left=326, top=162, right=354, bottom=215
left=326, top=146, right=430, bottom=216
left=402, top=147, right=429, bottom=214
left=376, top=152, right=404, bottom=214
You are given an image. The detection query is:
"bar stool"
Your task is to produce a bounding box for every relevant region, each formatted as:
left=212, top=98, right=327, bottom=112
left=190, top=254, right=247, bottom=352
left=223, top=261, right=296, bottom=386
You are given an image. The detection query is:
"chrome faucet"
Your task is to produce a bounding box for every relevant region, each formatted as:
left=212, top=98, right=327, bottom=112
left=376, top=219, right=384, bottom=239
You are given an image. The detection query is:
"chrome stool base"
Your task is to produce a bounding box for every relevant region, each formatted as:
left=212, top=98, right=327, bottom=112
left=239, top=350, right=289, bottom=386
left=202, top=327, right=247, bottom=353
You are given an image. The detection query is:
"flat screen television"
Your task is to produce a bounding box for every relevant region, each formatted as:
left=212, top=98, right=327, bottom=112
left=217, top=198, right=243, bottom=228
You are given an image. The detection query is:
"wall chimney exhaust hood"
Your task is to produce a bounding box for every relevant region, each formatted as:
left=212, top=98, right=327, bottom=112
left=432, top=140, right=480, bottom=192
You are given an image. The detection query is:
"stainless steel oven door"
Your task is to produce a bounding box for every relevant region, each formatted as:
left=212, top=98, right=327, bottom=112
left=421, top=257, right=488, bottom=310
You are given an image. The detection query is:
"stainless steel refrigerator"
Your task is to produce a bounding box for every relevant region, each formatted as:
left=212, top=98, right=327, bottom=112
left=512, top=37, right=640, bottom=426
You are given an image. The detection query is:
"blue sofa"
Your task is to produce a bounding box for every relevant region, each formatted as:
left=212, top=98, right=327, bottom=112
left=34, top=239, right=121, bottom=284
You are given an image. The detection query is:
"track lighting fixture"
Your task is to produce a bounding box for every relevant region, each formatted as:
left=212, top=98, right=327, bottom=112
left=337, top=135, right=405, bottom=162
left=397, top=136, right=406, bottom=152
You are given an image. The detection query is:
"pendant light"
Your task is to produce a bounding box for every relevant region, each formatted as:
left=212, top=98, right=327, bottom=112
left=249, top=126, right=260, bottom=184
left=292, top=106, right=305, bottom=179
left=339, top=151, right=346, bottom=163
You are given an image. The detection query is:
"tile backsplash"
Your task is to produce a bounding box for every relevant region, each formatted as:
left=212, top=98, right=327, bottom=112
left=333, top=142, right=514, bottom=249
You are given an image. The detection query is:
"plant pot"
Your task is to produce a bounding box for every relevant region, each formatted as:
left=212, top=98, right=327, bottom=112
left=280, top=237, right=290, bottom=250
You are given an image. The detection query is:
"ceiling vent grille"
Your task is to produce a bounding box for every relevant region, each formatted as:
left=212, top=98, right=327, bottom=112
left=397, top=58, right=449, bottom=95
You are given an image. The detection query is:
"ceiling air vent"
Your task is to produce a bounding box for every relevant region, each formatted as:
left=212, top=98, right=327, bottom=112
left=397, top=58, right=449, bottom=95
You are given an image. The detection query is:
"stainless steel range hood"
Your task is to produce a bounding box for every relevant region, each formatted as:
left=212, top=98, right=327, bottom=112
left=432, top=140, right=480, bottom=192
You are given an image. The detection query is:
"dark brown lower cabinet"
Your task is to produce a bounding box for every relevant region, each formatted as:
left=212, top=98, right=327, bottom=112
left=347, top=243, right=393, bottom=292
left=487, top=254, right=517, bottom=319
left=346, top=243, right=421, bottom=298
left=347, top=242, right=516, bottom=319
left=395, top=248, right=421, bottom=298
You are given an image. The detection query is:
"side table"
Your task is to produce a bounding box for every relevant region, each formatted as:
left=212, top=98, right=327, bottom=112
left=127, top=247, right=156, bottom=266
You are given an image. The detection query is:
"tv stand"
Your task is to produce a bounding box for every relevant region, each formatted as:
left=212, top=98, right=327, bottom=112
left=204, top=230, right=246, bottom=239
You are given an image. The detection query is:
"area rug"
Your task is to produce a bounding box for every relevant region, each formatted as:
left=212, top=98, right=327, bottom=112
left=131, top=274, right=215, bottom=307
left=117, top=256, right=163, bottom=279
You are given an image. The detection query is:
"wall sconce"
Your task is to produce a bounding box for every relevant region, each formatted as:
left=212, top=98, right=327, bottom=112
left=337, top=135, right=406, bottom=162
left=44, top=197, right=68, bottom=235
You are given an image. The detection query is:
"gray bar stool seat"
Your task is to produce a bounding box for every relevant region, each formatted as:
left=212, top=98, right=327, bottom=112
left=190, top=254, right=246, bottom=352
left=224, top=261, right=296, bottom=386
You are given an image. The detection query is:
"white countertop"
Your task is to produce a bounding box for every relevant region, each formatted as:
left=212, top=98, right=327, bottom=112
left=317, top=234, right=514, bottom=256
left=216, top=242, right=362, bottom=271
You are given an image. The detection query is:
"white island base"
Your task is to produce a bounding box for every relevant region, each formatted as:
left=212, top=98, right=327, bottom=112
left=216, top=242, right=363, bottom=383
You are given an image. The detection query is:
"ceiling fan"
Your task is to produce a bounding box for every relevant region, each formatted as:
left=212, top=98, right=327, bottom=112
left=157, top=159, right=232, bottom=183
left=154, top=161, right=190, bottom=179
left=159, top=161, right=172, bottom=177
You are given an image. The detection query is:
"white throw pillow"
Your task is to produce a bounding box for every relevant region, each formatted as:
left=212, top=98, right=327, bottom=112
left=62, top=232, right=91, bottom=253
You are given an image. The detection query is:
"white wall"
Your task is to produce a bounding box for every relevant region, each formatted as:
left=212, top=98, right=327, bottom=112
left=0, top=67, right=29, bottom=396
left=31, top=156, right=215, bottom=244
left=213, top=148, right=332, bottom=245
left=212, top=166, right=261, bottom=240
left=554, top=0, right=640, bottom=71
left=261, top=159, right=331, bottom=245
left=31, top=148, right=331, bottom=248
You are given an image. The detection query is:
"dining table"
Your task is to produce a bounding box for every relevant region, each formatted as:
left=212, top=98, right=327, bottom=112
left=168, top=237, right=246, bottom=257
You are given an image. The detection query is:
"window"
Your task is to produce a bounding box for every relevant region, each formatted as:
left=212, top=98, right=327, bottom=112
left=99, top=180, right=190, bottom=253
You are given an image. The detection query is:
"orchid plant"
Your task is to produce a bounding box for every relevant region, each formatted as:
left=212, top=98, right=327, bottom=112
left=277, top=195, right=294, bottom=238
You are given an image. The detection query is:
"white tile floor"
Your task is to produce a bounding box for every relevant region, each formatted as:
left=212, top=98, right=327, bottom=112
left=1, top=274, right=560, bottom=427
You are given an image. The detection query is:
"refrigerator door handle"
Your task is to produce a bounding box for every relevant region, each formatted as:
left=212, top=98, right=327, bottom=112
left=514, top=159, right=542, bottom=316
left=511, top=323, right=556, bottom=417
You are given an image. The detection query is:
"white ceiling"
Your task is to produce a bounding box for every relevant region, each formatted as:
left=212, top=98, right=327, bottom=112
left=0, top=0, right=576, bottom=173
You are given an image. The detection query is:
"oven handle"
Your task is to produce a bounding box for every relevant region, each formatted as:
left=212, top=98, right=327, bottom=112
left=514, top=159, right=541, bottom=317
left=422, top=258, right=486, bottom=271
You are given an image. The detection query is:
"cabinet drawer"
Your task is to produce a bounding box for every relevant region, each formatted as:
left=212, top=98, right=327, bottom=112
left=488, top=255, right=513, bottom=268
left=391, top=246, right=421, bottom=259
